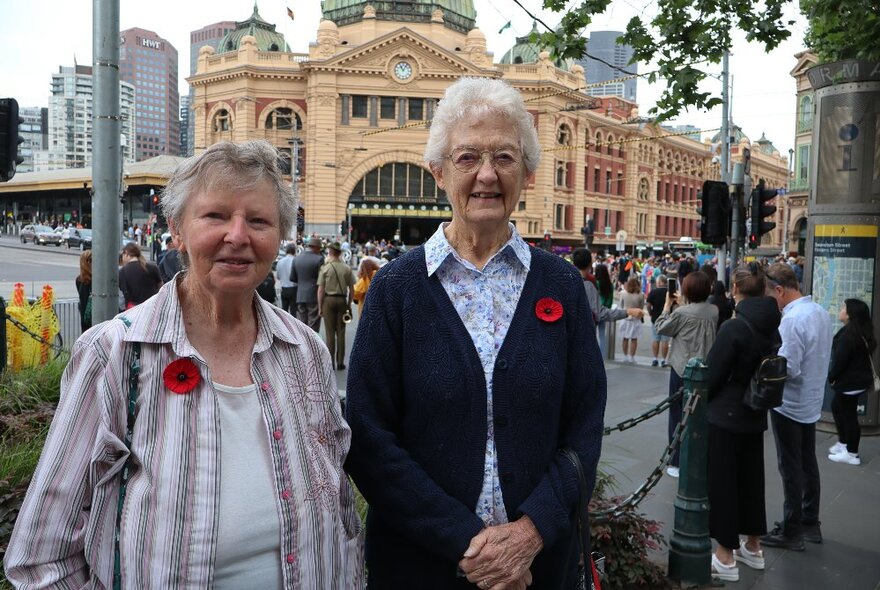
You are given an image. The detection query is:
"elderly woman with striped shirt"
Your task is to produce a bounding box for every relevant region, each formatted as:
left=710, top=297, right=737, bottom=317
left=5, top=141, right=363, bottom=588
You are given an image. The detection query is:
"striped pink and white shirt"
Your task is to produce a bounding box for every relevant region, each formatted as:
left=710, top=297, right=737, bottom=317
left=4, top=279, right=364, bottom=589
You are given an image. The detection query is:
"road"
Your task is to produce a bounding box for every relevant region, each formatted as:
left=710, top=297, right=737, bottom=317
left=0, top=235, right=82, bottom=301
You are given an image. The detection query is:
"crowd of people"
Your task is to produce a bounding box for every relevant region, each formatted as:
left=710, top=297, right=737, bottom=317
left=4, top=77, right=875, bottom=589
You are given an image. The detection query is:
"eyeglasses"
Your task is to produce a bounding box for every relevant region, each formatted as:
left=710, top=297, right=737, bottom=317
left=446, top=147, right=521, bottom=174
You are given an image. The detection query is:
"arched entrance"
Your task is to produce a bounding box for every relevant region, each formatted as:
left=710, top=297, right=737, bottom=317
left=347, top=161, right=451, bottom=245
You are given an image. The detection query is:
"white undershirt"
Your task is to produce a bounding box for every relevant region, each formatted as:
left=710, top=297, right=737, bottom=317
left=212, top=382, right=283, bottom=590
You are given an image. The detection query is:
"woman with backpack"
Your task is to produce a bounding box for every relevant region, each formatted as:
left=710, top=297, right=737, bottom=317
left=827, top=298, right=877, bottom=466
left=704, top=263, right=782, bottom=582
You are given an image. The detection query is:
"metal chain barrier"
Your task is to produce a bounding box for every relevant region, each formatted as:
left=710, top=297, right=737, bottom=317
left=4, top=311, right=65, bottom=356
left=603, top=387, right=684, bottom=436
left=590, top=390, right=700, bottom=523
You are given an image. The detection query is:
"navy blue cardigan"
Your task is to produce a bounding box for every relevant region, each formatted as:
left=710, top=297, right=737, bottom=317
left=345, top=245, right=607, bottom=589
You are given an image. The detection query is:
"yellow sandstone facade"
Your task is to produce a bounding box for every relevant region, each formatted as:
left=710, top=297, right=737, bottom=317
left=189, top=4, right=788, bottom=250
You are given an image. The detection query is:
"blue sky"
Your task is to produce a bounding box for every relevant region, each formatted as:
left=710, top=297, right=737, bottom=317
left=1, top=0, right=810, bottom=157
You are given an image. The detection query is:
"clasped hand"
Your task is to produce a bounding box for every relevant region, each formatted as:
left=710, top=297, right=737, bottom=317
left=458, top=517, right=543, bottom=589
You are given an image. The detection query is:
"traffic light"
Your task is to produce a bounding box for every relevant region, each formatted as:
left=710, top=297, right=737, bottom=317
left=0, top=98, right=25, bottom=182
left=748, top=179, right=778, bottom=249
left=151, top=189, right=159, bottom=211
left=696, top=180, right=731, bottom=246
left=340, top=218, right=348, bottom=236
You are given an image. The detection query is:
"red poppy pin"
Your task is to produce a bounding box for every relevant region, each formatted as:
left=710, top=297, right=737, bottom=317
left=163, top=358, right=201, bottom=394
left=535, top=297, right=563, bottom=323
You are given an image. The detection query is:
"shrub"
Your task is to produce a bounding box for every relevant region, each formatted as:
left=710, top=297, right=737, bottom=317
left=0, top=360, right=66, bottom=581
left=590, top=474, right=672, bottom=590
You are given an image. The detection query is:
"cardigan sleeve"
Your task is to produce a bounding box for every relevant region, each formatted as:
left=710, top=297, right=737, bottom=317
left=344, top=270, right=485, bottom=563
left=516, top=274, right=607, bottom=549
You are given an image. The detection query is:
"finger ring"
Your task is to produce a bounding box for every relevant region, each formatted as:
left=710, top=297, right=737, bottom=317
left=481, top=580, right=490, bottom=589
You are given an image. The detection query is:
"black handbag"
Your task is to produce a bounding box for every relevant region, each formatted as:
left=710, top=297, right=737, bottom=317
left=560, top=448, right=603, bottom=590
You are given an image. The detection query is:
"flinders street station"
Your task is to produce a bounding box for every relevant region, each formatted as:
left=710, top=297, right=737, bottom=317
left=4, top=0, right=791, bottom=250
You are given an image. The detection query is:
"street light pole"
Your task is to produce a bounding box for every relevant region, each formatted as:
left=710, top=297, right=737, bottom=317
left=92, top=0, right=122, bottom=323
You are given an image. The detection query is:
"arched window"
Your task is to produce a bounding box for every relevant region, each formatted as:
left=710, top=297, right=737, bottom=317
left=800, top=96, right=813, bottom=129
left=350, top=163, right=447, bottom=205
left=213, top=109, right=231, bottom=132
left=594, top=131, right=603, bottom=153
left=266, top=108, right=302, bottom=131
left=606, top=134, right=615, bottom=155
left=557, top=124, right=572, bottom=146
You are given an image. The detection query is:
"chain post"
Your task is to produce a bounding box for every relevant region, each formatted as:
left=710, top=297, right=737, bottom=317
left=668, top=357, right=711, bottom=586
left=0, top=297, right=7, bottom=374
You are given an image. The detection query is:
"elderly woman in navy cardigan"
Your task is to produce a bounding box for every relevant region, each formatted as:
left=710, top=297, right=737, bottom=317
left=345, top=77, right=607, bottom=589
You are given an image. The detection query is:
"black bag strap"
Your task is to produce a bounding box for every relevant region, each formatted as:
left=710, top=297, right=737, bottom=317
left=560, top=448, right=590, bottom=572
left=113, top=316, right=140, bottom=590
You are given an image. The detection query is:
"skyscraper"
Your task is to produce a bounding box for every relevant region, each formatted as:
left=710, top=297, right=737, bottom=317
left=119, top=27, right=180, bottom=160
left=578, top=31, right=638, bottom=102
left=35, top=65, right=135, bottom=171
left=186, top=21, right=236, bottom=156
left=18, top=107, right=48, bottom=173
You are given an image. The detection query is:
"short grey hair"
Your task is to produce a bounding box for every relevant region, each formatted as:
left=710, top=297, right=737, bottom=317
left=161, top=140, right=295, bottom=238
left=656, top=274, right=667, bottom=286
left=424, top=77, right=541, bottom=174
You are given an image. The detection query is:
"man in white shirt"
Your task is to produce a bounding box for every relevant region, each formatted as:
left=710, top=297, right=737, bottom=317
left=275, top=243, right=297, bottom=315
left=762, top=263, right=832, bottom=551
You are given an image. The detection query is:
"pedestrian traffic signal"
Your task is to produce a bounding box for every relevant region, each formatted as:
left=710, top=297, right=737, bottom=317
left=748, top=180, right=778, bottom=249
left=696, top=180, right=731, bottom=246
left=0, top=98, right=25, bottom=182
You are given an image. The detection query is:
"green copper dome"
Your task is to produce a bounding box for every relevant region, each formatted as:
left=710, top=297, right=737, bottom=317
left=500, top=22, right=570, bottom=70
left=321, top=0, right=477, bottom=34
left=218, top=3, right=290, bottom=53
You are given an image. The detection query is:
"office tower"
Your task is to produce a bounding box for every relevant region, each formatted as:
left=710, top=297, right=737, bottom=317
left=120, top=28, right=180, bottom=160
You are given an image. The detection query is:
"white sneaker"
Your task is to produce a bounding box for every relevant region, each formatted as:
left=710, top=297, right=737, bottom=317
left=666, top=466, right=680, bottom=478
left=734, top=542, right=765, bottom=570
left=711, top=554, right=740, bottom=582
left=828, top=441, right=846, bottom=455
left=829, top=451, right=861, bottom=465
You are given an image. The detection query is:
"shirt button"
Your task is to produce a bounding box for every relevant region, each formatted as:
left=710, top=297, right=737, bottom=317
left=281, top=489, right=291, bottom=500
left=286, top=553, right=295, bottom=564
left=273, top=430, right=283, bottom=440
left=261, top=381, right=270, bottom=391
left=496, top=359, right=508, bottom=370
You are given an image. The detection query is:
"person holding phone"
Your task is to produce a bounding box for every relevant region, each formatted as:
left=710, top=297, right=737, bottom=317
left=654, top=271, right=718, bottom=477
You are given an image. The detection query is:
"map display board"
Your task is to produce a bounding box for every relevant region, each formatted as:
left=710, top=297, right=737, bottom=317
left=811, top=224, right=876, bottom=330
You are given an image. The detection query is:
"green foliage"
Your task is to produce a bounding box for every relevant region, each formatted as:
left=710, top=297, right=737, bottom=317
left=0, top=360, right=66, bottom=575
left=802, top=0, right=880, bottom=61
left=590, top=474, right=672, bottom=590
left=538, top=0, right=794, bottom=121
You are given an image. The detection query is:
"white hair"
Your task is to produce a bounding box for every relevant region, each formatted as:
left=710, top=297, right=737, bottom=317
left=424, top=77, right=541, bottom=174
left=161, top=140, right=296, bottom=238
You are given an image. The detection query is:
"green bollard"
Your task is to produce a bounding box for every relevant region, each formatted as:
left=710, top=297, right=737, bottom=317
left=668, top=357, right=711, bottom=586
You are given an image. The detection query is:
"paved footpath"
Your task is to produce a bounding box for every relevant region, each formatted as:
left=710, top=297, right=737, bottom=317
left=603, top=356, right=880, bottom=590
